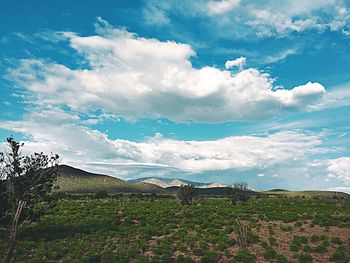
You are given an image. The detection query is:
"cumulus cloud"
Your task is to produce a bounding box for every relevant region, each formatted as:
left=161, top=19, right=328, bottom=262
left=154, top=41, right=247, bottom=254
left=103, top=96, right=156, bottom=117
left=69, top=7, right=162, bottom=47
left=327, top=157, right=350, bottom=183
left=225, top=56, right=246, bottom=69
left=7, top=19, right=326, bottom=123
left=207, top=0, right=240, bottom=15
left=0, top=108, right=330, bottom=174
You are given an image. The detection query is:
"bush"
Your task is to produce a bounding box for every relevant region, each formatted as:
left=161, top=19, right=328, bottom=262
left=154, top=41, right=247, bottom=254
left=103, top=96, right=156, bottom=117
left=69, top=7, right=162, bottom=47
left=234, top=249, right=255, bottom=263
left=201, top=251, right=220, bottom=263
left=95, top=191, right=109, bottom=199
left=331, top=246, right=347, bottom=262
left=276, top=253, right=288, bottom=263
left=177, top=255, right=195, bottom=263
left=290, top=243, right=300, bottom=252
left=331, top=236, right=343, bottom=245
left=313, top=245, right=327, bottom=253
left=177, top=184, right=196, bottom=205
left=297, top=253, right=313, bottom=263
left=263, top=246, right=277, bottom=260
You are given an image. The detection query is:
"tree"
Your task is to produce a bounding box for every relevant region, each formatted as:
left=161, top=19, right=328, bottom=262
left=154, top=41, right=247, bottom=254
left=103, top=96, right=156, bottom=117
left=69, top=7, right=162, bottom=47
left=0, top=137, right=59, bottom=263
left=177, top=184, right=196, bottom=205
left=225, top=182, right=249, bottom=205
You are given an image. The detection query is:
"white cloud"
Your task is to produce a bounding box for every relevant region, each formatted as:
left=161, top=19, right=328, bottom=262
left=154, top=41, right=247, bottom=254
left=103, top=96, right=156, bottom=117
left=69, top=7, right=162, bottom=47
left=327, top=157, right=350, bottom=183
left=207, top=0, right=240, bottom=15
left=145, top=0, right=350, bottom=37
left=262, top=48, right=299, bottom=64
left=7, top=19, right=326, bottom=123
left=1, top=108, right=330, bottom=174
left=225, top=56, right=246, bottom=69
left=143, top=4, right=171, bottom=26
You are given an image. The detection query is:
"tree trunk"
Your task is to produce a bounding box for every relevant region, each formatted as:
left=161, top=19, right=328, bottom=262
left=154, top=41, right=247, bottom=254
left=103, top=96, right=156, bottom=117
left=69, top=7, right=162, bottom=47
left=3, top=200, right=26, bottom=263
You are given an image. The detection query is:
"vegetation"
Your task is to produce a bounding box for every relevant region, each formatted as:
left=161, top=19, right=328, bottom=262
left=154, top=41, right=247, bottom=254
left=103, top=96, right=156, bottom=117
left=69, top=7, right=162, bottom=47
left=0, top=194, right=348, bottom=262
left=225, top=182, right=249, bottom=205
left=0, top=137, right=59, bottom=263
left=56, top=165, right=164, bottom=193
left=177, top=184, right=196, bottom=205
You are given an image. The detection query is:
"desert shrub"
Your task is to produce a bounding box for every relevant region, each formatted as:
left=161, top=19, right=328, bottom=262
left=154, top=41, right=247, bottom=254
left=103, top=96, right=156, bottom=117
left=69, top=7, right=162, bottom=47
left=331, top=236, right=343, bottom=245
left=135, top=256, right=150, bottom=263
left=310, top=235, right=319, bottom=243
left=225, top=182, right=249, bottom=205
left=263, top=246, right=277, bottom=260
left=280, top=225, right=293, bottom=232
left=177, top=255, right=195, bottom=263
left=95, top=191, right=109, bottom=199
left=303, top=245, right=312, bottom=252
left=269, top=236, right=277, bottom=246
left=313, top=244, right=327, bottom=253
left=297, top=253, right=313, bottom=263
left=234, top=249, right=255, bottom=263
left=331, top=246, right=348, bottom=262
left=290, top=243, right=300, bottom=252
left=177, top=184, right=196, bottom=205
left=276, top=253, right=288, bottom=263
left=201, top=251, right=220, bottom=263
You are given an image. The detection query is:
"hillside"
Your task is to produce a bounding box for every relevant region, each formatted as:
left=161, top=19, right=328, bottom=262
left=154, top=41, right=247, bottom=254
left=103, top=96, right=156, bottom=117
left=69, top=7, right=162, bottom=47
left=55, top=165, right=165, bottom=193
left=261, top=190, right=350, bottom=199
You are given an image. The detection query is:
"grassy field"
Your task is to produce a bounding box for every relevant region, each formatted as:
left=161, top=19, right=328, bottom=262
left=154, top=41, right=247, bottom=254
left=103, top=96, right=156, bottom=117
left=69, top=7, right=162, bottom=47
left=1, top=195, right=350, bottom=263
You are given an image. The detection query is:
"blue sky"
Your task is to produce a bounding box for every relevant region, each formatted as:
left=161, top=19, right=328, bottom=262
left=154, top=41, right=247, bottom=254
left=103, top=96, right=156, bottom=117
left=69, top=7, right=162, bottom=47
left=1, top=0, right=350, bottom=192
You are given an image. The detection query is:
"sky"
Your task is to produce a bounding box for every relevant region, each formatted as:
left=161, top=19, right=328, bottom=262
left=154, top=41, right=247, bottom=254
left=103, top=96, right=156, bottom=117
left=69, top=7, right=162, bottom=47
left=1, top=0, right=350, bottom=192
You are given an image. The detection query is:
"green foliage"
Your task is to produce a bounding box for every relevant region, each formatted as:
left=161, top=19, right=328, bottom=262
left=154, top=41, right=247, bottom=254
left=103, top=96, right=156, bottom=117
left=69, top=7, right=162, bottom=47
left=177, top=184, right=196, bottom=205
left=331, top=236, right=343, bottom=245
left=331, top=246, right=348, bottom=262
left=201, top=251, right=220, bottom=263
left=177, top=255, right=195, bottom=263
left=297, top=253, right=313, bottom=263
left=95, top=191, right=109, bottom=199
left=0, top=195, right=349, bottom=262
left=276, top=253, right=288, bottom=263
left=263, top=246, right=277, bottom=260
left=0, top=137, right=59, bottom=263
left=234, top=249, right=255, bottom=263
left=225, top=182, right=249, bottom=205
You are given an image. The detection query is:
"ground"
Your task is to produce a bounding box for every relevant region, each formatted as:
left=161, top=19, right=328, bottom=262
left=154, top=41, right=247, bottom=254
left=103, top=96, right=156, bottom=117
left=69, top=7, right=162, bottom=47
left=0, top=195, right=349, bottom=262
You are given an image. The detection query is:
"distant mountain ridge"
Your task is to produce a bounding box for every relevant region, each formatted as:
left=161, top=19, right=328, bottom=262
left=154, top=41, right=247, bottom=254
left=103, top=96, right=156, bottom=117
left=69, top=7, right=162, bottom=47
left=54, top=165, right=350, bottom=198
left=129, top=177, right=226, bottom=188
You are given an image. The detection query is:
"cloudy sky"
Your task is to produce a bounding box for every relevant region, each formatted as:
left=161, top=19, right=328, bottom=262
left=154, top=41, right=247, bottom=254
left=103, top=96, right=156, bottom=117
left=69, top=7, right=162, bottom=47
left=1, top=0, right=350, bottom=192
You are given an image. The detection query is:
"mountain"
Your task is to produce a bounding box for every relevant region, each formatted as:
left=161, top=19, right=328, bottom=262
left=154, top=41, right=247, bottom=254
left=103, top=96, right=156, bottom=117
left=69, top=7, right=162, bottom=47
left=55, top=165, right=164, bottom=193
left=129, top=177, right=225, bottom=188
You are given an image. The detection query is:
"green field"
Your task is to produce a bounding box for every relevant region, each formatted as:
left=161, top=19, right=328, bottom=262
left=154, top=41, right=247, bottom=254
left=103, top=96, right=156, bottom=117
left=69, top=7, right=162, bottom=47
left=1, top=195, right=350, bottom=263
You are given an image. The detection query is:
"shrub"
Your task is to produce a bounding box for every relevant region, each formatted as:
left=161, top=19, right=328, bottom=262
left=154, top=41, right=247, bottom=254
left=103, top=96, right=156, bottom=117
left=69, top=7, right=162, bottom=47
left=263, top=246, right=277, bottom=260
left=331, top=246, right=347, bottom=262
left=234, top=249, right=255, bottom=263
left=331, top=236, right=343, bottom=245
left=269, top=236, right=277, bottom=246
left=177, top=184, right=196, bottom=205
left=290, top=243, right=300, bottom=252
left=95, top=191, right=109, bottom=199
left=201, top=251, right=220, bottom=263
left=310, top=235, right=319, bottom=243
left=225, top=182, right=249, bottom=205
left=313, top=245, right=327, bottom=253
left=177, top=255, right=195, bottom=263
left=276, top=253, right=288, bottom=263
left=297, top=253, right=313, bottom=263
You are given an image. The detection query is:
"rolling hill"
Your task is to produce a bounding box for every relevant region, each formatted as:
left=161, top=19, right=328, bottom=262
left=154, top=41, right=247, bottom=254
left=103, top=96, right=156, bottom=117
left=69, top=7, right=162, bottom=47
left=55, top=165, right=165, bottom=193
left=54, top=165, right=350, bottom=199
